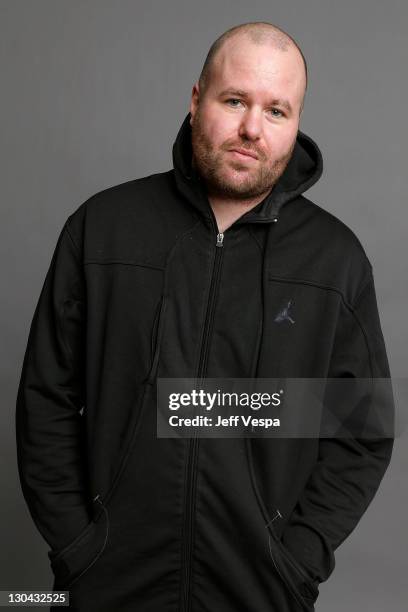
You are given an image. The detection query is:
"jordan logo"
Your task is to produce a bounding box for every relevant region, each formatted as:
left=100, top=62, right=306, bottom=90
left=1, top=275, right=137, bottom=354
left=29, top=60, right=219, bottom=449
left=274, top=299, right=295, bottom=324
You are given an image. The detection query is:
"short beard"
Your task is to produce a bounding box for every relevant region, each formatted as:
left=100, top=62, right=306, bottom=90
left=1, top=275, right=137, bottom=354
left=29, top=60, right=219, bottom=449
left=190, top=109, right=296, bottom=201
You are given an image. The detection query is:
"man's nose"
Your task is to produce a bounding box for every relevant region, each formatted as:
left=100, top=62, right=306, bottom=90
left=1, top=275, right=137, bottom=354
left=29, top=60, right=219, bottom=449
left=238, top=107, right=263, bottom=141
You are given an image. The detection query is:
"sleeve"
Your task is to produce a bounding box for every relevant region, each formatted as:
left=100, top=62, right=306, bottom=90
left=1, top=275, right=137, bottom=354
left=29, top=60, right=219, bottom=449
left=280, top=268, right=395, bottom=584
left=15, top=217, right=92, bottom=553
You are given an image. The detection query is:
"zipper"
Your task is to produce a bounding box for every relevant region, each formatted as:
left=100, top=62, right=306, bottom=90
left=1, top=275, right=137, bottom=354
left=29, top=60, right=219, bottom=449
left=216, top=232, right=224, bottom=247
left=179, top=213, right=278, bottom=609
left=180, top=228, right=224, bottom=612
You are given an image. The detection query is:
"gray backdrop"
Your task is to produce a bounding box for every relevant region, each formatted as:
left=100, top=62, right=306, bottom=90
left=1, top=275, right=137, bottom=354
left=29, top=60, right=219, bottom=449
left=1, top=1, right=407, bottom=610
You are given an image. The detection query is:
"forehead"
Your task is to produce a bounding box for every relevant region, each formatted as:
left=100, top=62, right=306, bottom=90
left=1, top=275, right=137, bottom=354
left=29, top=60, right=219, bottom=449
left=210, top=39, right=304, bottom=97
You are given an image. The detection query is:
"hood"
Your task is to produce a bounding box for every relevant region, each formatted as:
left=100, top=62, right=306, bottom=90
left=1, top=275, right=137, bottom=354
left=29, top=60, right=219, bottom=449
left=172, top=111, right=323, bottom=223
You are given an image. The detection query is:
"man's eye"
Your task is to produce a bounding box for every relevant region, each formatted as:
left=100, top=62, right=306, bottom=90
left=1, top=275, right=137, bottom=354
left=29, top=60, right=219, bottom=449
left=226, top=98, right=242, bottom=107
left=270, top=108, right=284, bottom=118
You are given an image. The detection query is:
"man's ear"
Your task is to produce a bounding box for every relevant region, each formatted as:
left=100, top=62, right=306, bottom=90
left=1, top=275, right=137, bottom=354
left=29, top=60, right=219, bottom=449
left=190, top=82, right=200, bottom=125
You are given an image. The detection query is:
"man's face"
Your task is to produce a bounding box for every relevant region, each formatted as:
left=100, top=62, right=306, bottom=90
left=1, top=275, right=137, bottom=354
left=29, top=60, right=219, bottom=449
left=190, top=39, right=306, bottom=201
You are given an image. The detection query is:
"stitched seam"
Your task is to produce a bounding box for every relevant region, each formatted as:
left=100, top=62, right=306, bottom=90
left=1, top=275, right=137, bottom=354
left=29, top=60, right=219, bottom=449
left=343, top=275, right=375, bottom=379
left=84, top=260, right=164, bottom=270
left=83, top=220, right=202, bottom=271
left=67, top=504, right=109, bottom=589
left=65, top=219, right=81, bottom=264
left=268, top=275, right=353, bottom=310
left=267, top=534, right=307, bottom=609
left=348, top=306, right=375, bottom=379
left=159, top=219, right=204, bottom=377
left=147, top=297, right=168, bottom=384
left=60, top=300, right=74, bottom=365
left=164, top=219, right=202, bottom=268
left=50, top=520, right=94, bottom=562
left=247, top=225, right=264, bottom=255
left=350, top=273, right=373, bottom=310
left=61, top=221, right=85, bottom=323
left=101, top=385, right=148, bottom=508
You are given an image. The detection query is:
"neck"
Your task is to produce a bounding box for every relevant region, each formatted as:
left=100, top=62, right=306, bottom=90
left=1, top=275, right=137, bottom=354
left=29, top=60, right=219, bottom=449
left=207, top=190, right=271, bottom=233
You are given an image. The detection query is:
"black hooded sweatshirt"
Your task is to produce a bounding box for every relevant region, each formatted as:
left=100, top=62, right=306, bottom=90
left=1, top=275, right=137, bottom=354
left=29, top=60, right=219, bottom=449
left=16, top=112, right=394, bottom=612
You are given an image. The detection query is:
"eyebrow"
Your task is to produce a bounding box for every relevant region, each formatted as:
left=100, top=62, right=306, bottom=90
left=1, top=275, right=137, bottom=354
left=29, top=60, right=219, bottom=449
left=218, top=88, right=293, bottom=113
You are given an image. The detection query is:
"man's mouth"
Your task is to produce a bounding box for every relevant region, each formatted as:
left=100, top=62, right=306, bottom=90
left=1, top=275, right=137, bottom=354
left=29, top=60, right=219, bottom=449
left=229, top=148, right=259, bottom=161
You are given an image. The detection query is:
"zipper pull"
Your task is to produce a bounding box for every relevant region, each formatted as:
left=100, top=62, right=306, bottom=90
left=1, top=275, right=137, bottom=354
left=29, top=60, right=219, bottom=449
left=216, top=232, right=224, bottom=247
left=265, top=509, right=282, bottom=528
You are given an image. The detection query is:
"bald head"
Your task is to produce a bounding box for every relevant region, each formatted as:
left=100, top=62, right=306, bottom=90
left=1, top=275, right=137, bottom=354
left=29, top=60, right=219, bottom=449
left=198, top=21, right=308, bottom=113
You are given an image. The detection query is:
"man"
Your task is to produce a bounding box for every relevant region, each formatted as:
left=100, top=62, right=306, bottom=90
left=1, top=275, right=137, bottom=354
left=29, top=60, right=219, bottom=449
left=16, top=21, right=394, bottom=612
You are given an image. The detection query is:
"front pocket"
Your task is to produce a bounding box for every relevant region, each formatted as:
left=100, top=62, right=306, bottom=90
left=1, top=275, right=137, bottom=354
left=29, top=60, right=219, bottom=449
left=245, top=439, right=319, bottom=610
left=101, top=381, right=152, bottom=510
left=48, top=499, right=109, bottom=589
left=268, top=525, right=319, bottom=608
left=146, top=294, right=167, bottom=385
